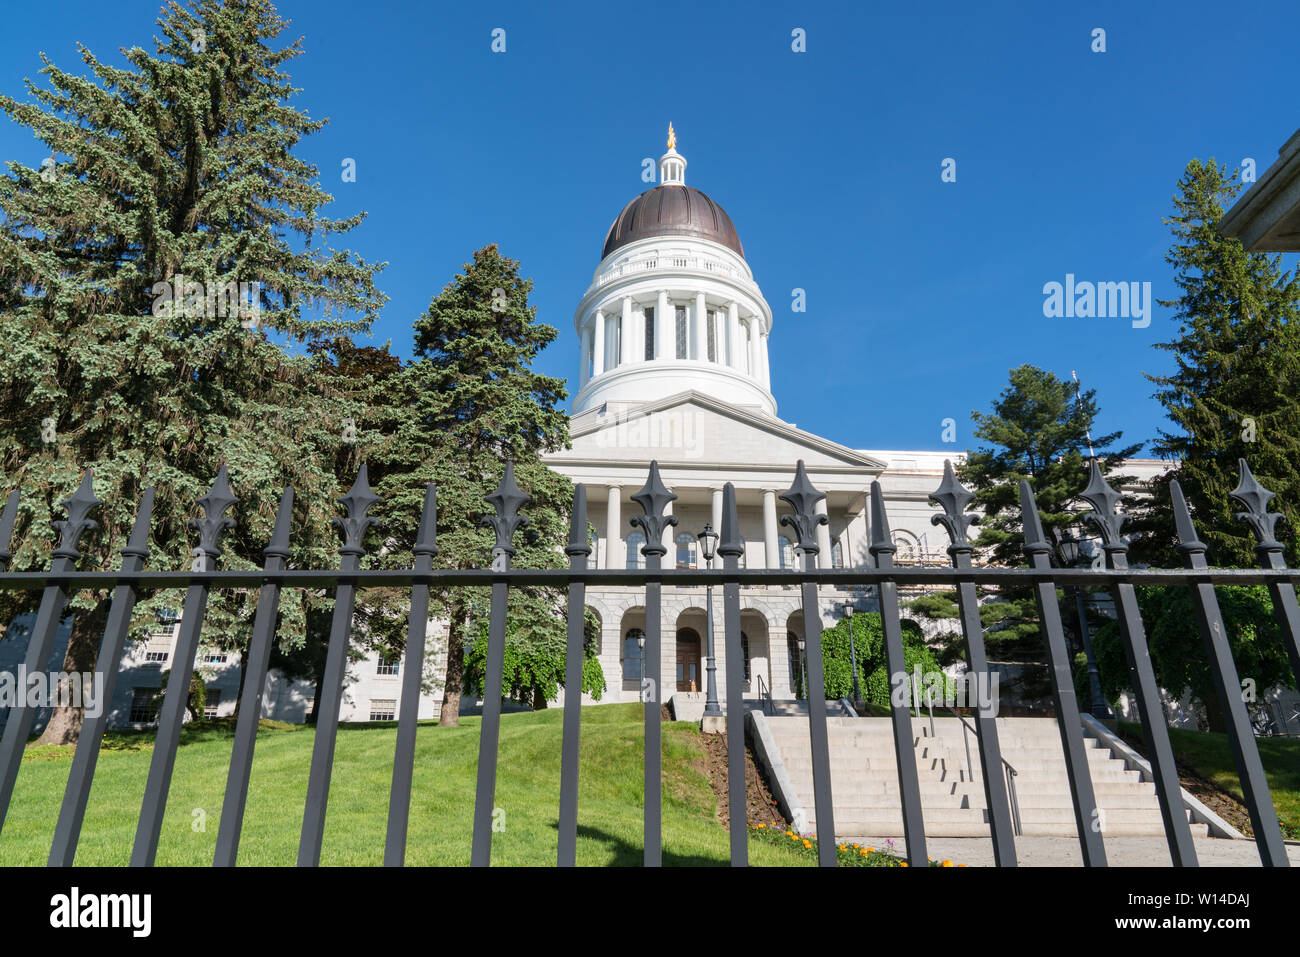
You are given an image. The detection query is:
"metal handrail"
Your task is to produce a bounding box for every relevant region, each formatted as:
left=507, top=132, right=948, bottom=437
left=756, top=674, right=772, bottom=716
left=953, top=712, right=1022, bottom=837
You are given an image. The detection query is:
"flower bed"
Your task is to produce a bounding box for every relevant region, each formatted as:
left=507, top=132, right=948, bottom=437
left=750, top=823, right=965, bottom=867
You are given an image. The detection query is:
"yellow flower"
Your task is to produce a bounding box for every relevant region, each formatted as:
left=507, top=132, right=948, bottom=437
left=958, top=864, right=967, bottom=868
left=900, top=861, right=908, bottom=867
left=866, top=847, right=874, bottom=853
left=859, top=849, right=867, bottom=856
left=942, top=860, right=953, bottom=867
left=802, top=840, right=811, bottom=849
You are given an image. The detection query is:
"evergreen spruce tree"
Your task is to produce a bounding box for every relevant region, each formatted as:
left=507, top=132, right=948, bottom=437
left=910, top=365, right=1138, bottom=699
left=372, top=244, right=601, bottom=726
left=1143, top=158, right=1300, bottom=568
left=0, top=0, right=385, bottom=743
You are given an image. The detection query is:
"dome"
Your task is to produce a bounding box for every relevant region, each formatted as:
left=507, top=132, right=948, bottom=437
left=601, top=184, right=745, bottom=260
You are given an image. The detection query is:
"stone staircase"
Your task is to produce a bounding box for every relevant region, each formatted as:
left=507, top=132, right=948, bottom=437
left=766, top=715, right=1209, bottom=839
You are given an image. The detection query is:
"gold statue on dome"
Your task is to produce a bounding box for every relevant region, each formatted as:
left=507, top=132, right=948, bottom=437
left=667, top=123, right=676, bottom=150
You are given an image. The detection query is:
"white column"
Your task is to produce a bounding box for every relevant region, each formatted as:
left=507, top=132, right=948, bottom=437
left=662, top=498, right=675, bottom=556
left=748, top=317, right=761, bottom=379
left=621, top=296, right=634, bottom=366
left=815, top=497, right=832, bottom=569
left=579, top=325, right=591, bottom=388
left=592, top=311, right=605, bottom=377
left=710, top=487, right=723, bottom=543
left=694, top=292, right=706, bottom=361
left=606, top=486, right=622, bottom=570
left=656, top=290, right=669, bottom=360
left=762, top=488, right=778, bottom=568
left=727, top=301, right=740, bottom=368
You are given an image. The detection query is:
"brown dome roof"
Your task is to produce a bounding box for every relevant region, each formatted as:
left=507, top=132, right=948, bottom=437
left=602, top=184, right=744, bottom=259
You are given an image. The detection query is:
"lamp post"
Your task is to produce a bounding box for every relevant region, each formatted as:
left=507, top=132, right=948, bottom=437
left=1055, top=527, right=1112, bottom=720
left=637, top=631, right=646, bottom=703
left=843, top=604, right=861, bottom=703
left=698, top=523, right=723, bottom=726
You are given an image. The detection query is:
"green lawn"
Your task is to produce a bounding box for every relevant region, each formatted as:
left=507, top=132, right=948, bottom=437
left=1120, top=721, right=1300, bottom=840
left=1, top=703, right=807, bottom=866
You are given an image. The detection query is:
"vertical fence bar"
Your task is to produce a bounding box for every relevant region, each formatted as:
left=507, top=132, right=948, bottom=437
left=1171, top=481, right=1288, bottom=866
left=1232, top=460, right=1300, bottom=688
left=298, top=466, right=379, bottom=867
left=383, top=484, right=438, bottom=867
left=929, top=461, right=1017, bottom=866
left=0, top=489, right=19, bottom=571
left=1018, top=480, right=1107, bottom=866
left=0, top=471, right=99, bottom=837
left=49, top=487, right=155, bottom=866
left=780, top=463, right=836, bottom=865
left=132, top=468, right=237, bottom=866
left=1079, top=463, right=1197, bottom=866
left=557, top=484, right=591, bottom=866
left=213, top=487, right=294, bottom=867
left=631, top=461, right=674, bottom=867
left=471, top=462, right=530, bottom=867
left=868, top=480, right=927, bottom=868
left=719, top=483, right=748, bottom=866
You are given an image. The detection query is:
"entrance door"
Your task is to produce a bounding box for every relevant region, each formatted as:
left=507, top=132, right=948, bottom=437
left=676, top=629, right=702, bottom=692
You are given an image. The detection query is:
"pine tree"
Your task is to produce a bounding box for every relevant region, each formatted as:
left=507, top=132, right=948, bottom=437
left=911, top=365, right=1138, bottom=699
left=1143, top=158, right=1300, bottom=568
left=0, top=0, right=386, bottom=743
left=371, top=244, right=597, bottom=726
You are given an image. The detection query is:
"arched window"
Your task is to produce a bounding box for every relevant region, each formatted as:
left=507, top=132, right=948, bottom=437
left=893, top=532, right=917, bottom=564
left=741, top=631, right=751, bottom=682
left=588, top=529, right=599, bottom=570
left=626, top=531, right=646, bottom=569
left=676, top=532, right=696, bottom=569
left=675, top=305, right=688, bottom=359
left=778, top=535, right=794, bottom=570
left=831, top=539, right=844, bottom=569
left=623, top=629, right=645, bottom=681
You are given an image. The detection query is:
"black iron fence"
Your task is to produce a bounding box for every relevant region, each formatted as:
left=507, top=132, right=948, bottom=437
left=0, top=455, right=1296, bottom=868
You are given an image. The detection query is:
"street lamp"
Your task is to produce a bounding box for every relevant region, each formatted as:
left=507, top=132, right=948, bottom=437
left=698, top=523, right=723, bottom=723
left=843, top=604, right=861, bottom=703
left=1054, top=527, right=1112, bottom=720
left=637, top=631, right=646, bottom=703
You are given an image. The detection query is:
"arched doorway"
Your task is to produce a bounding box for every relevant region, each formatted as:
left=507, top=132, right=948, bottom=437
left=676, top=628, right=702, bottom=692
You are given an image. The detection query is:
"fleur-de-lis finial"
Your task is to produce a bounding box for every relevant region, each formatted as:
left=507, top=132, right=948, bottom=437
left=335, top=464, right=380, bottom=556
left=52, top=470, right=101, bottom=562
left=630, top=460, right=676, bottom=557
left=929, top=459, right=979, bottom=551
left=1230, top=459, right=1284, bottom=550
left=1078, top=460, right=1126, bottom=548
left=482, top=460, right=530, bottom=557
left=190, top=466, right=238, bottom=564
left=779, top=460, right=827, bottom=554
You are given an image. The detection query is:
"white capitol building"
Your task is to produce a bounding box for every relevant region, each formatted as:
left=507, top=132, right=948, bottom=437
left=0, top=128, right=1169, bottom=729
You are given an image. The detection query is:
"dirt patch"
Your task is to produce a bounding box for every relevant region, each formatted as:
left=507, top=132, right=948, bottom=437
left=698, top=729, right=785, bottom=828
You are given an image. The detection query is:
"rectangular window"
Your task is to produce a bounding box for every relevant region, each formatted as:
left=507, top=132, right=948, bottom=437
left=200, top=651, right=228, bottom=664
left=675, top=306, right=687, bottom=359
left=376, top=656, right=400, bottom=677
left=706, top=309, right=717, bottom=362
left=369, top=699, right=396, bottom=721
left=204, top=690, right=221, bottom=719
left=643, top=307, right=655, bottom=360
left=130, top=687, right=160, bottom=724
left=145, top=651, right=169, bottom=662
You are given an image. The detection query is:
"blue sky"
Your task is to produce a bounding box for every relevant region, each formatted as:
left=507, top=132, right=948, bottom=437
left=3, top=0, right=1297, bottom=456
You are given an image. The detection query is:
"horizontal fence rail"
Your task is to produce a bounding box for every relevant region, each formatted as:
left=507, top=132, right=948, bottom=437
left=0, top=456, right=1293, bottom=867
